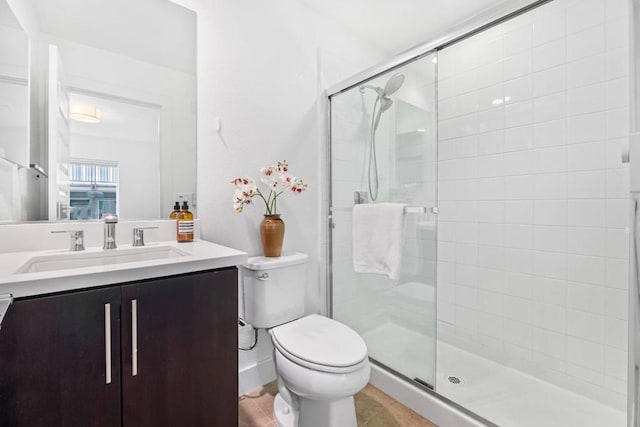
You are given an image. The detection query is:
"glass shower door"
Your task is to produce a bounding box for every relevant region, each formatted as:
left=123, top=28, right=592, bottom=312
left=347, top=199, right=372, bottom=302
left=329, top=52, right=438, bottom=387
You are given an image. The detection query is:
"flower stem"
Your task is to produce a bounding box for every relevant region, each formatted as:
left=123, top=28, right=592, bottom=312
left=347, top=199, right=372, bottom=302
left=272, top=191, right=283, bottom=214
left=255, top=189, right=272, bottom=214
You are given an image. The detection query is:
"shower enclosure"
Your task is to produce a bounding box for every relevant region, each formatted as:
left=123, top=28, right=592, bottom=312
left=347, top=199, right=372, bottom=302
left=330, top=53, right=438, bottom=387
left=329, top=0, right=632, bottom=426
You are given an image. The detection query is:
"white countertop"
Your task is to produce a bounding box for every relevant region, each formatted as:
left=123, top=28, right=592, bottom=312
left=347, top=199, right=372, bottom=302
left=0, top=240, right=248, bottom=299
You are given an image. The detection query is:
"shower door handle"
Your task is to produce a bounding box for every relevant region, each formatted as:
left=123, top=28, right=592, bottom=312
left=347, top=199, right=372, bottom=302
left=631, top=196, right=640, bottom=427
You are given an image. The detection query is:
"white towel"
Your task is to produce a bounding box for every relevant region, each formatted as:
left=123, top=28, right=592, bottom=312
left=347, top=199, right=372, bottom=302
left=352, top=203, right=405, bottom=280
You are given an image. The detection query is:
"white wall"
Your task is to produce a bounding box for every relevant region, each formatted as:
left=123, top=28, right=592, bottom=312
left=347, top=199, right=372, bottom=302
left=436, top=0, right=629, bottom=409
left=174, top=0, right=389, bottom=394
left=5, top=0, right=38, bottom=37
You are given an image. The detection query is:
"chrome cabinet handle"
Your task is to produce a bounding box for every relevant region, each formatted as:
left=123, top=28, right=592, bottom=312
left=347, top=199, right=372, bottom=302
left=256, top=273, right=269, bottom=281
left=132, top=299, right=138, bottom=376
left=104, top=303, right=111, bottom=384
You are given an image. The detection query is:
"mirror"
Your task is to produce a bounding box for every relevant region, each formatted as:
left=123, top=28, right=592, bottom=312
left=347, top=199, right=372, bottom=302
left=0, top=0, right=29, bottom=221
left=1, top=0, right=196, bottom=222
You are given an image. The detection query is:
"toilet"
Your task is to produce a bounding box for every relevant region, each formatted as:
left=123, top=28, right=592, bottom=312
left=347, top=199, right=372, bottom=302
left=240, top=252, right=370, bottom=427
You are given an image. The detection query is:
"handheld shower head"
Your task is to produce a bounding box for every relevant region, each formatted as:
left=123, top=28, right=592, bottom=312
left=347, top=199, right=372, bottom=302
left=361, top=72, right=406, bottom=202
left=382, top=73, right=405, bottom=97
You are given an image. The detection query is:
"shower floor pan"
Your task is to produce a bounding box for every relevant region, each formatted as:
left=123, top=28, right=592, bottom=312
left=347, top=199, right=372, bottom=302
left=363, top=322, right=625, bottom=427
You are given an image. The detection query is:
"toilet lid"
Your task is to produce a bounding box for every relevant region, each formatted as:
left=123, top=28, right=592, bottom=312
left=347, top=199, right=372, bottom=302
left=271, top=314, right=368, bottom=369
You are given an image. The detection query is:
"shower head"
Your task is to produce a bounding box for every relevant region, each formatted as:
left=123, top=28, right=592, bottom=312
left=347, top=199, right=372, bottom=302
left=382, top=73, right=405, bottom=97
left=362, top=73, right=404, bottom=203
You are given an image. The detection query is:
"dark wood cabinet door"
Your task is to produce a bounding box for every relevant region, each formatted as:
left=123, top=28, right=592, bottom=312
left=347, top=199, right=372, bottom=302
left=0, top=287, right=122, bottom=427
left=121, top=268, right=238, bottom=427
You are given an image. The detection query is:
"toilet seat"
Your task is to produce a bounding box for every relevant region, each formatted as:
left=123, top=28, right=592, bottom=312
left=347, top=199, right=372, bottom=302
left=270, top=314, right=368, bottom=374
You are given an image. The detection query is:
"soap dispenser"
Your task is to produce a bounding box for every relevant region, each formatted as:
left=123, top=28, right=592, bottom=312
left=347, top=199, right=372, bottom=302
left=169, top=201, right=181, bottom=219
left=176, top=201, right=194, bottom=242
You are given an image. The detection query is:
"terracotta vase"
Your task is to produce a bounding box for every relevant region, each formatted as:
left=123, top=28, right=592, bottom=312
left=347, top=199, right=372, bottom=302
left=260, top=214, right=285, bottom=257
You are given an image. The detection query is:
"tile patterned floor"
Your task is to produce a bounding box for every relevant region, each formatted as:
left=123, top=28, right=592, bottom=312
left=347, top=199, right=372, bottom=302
left=239, top=381, right=437, bottom=427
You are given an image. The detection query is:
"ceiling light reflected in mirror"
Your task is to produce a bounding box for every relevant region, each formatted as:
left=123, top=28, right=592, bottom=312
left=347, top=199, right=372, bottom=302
left=69, top=103, right=101, bottom=123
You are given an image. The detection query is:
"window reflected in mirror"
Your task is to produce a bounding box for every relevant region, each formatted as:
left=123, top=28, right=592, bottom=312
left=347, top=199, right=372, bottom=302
left=69, top=161, right=117, bottom=220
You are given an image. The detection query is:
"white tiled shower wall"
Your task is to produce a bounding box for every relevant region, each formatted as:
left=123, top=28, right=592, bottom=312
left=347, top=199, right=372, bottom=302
left=436, top=0, right=630, bottom=409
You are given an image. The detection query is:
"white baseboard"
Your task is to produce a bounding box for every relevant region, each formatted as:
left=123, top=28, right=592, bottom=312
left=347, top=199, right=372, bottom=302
left=238, top=357, right=277, bottom=396
left=369, top=363, right=490, bottom=427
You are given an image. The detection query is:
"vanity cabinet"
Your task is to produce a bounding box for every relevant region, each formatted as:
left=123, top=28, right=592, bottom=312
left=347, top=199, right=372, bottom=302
left=121, top=268, right=238, bottom=426
left=0, top=286, right=122, bottom=426
left=0, top=267, right=238, bottom=427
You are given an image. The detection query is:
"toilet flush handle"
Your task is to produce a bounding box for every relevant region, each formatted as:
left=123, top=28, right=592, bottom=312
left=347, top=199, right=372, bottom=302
left=256, top=273, right=269, bottom=281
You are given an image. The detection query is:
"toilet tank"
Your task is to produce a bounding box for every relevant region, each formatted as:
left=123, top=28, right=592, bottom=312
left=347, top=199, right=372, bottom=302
left=240, top=252, right=308, bottom=329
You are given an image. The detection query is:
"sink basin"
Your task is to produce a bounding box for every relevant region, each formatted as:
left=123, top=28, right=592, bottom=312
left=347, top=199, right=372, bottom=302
left=16, top=246, right=189, bottom=274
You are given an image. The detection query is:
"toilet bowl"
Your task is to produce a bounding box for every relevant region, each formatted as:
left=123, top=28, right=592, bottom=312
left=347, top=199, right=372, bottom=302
left=269, top=314, right=370, bottom=427
left=240, top=253, right=370, bottom=427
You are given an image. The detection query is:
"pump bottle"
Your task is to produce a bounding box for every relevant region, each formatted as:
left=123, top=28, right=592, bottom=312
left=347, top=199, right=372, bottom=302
left=169, top=201, right=181, bottom=219
left=176, top=201, right=194, bottom=242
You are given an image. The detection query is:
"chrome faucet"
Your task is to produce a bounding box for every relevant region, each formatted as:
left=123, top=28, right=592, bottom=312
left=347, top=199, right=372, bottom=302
left=132, top=226, right=158, bottom=247
left=51, top=230, right=85, bottom=251
left=103, top=214, right=118, bottom=250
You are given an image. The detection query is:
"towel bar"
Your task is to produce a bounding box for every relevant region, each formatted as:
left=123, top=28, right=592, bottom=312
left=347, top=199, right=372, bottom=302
left=330, top=206, right=438, bottom=214
left=403, top=206, right=439, bottom=214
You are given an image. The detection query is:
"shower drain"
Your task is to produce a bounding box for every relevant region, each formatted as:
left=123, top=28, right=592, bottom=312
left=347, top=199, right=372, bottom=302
left=447, top=375, right=462, bottom=385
